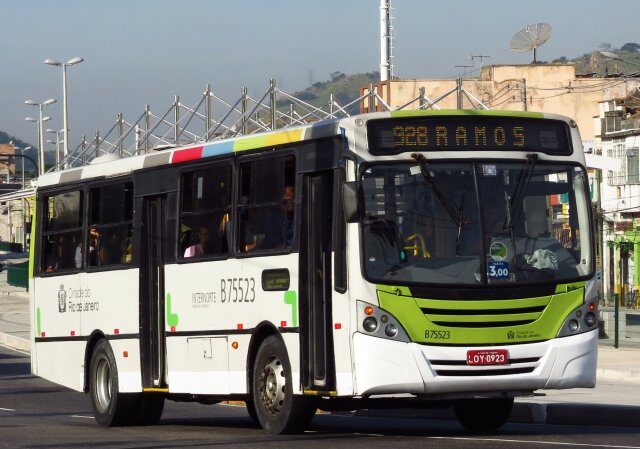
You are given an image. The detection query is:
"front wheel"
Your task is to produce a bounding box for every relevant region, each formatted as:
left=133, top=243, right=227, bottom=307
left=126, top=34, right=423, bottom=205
left=453, top=397, right=514, bottom=431
left=251, top=335, right=316, bottom=434
left=89, top=339, right=139, bottom=426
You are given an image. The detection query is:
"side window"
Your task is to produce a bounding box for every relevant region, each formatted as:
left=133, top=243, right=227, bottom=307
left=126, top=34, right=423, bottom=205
left=87, top=182, right=134, bottom=268
left=237, top=155, right=296, bottom=253
left=42, top=190, right=83, bottom=273
left=179, top=164, right=231, bottom=260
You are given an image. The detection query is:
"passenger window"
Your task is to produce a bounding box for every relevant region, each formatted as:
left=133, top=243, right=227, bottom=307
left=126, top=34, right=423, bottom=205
left=42, top=190, right=83, bottom=273
left=87, top=182, right=134, bottom=268
left=237, top=156, right=296, bottom=253
left=179, top=164, right=231, bottom=260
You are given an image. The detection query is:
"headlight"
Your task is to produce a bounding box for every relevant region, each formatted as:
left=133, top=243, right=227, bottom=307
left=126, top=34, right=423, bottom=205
left=557, top=301, right=599, bottom=337
left=385, top=324, right=398, bottom=337
left=357, top=301, right=410, bottom=342
left=363, top=316, right=378, bottom=332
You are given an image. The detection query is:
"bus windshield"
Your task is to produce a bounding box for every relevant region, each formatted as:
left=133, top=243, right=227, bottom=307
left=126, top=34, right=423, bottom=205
left=361, top=161, right=592, bottom=287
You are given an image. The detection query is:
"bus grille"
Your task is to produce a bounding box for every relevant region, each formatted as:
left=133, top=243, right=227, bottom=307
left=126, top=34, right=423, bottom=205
left=419, top=301, right=548, bottom=328
left=430, top=356, right=540, bottom=377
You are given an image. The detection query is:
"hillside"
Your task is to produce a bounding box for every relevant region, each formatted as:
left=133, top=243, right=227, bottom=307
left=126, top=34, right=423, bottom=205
left=283, top=71, right=380, bottom=111
left=552, top=43, right=640, bottom=76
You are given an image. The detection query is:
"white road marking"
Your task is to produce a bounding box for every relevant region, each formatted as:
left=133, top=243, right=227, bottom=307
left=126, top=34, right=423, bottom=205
left=70, top=415, right=94, bottom=419
left=0, top=407, right=16, bottom=412
left=428, top=436, right=640, bottom=449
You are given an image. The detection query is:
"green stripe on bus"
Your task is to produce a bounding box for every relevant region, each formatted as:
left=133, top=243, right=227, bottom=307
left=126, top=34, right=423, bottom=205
left=36, top=307, right=41, bottom=336
left=284, top=291, right=298, bottom=327
left=166, top=293, right=179, bottom=328
left=390, top=110, right=545, bottom=119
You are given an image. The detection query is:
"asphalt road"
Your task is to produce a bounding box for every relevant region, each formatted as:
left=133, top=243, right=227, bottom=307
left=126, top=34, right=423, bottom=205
left=1, top=344, right=640, bottom=449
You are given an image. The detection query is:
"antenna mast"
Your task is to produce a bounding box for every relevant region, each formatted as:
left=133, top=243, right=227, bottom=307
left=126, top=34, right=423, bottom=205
left=380, top=0, right=392, bottom=81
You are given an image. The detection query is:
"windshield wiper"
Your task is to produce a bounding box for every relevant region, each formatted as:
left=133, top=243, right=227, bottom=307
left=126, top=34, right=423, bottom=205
left=412, top=153, right=467, bottom=256
left=412, top=153, right=465, bottom=228
left=503, top=154, right=539, bottom=273
left=504, top=153, right=538, bottom=232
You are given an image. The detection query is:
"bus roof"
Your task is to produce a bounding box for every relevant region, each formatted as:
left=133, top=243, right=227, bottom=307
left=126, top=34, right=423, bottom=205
left=35, top=119, right=341, bottom=188
left=35, top=109, right=577, bottom=188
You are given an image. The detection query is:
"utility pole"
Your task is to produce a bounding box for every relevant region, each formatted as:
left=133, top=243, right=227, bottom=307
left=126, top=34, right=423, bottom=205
left=521, top=78, right=528, bottom=111
left=380, top=0, right=392, bottom=81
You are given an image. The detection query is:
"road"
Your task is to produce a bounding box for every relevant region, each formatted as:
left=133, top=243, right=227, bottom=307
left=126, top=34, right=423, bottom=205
left=1, top=344, right=640, bottom=449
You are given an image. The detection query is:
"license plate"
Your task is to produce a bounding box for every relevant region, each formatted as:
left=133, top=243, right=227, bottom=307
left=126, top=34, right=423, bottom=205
left=466, top=349, right=508, bottom=366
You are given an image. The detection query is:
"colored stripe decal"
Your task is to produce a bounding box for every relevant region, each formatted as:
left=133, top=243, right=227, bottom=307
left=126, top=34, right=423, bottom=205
left=202, top=141, right=234, bottom=158
left=172, top=146, right=203, bottom=164
left=233, top=129, right=303, bottom=152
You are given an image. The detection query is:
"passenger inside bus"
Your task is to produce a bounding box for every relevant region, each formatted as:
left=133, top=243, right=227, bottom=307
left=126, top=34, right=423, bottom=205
left=243, top=185, right=295, bottom=252
left=184, top=227, right=209, bottom=258
left=44, top=234, right=77, bottom=272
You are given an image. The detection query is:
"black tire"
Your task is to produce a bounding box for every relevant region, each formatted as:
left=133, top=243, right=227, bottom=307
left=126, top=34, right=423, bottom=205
left=88, top=339, right=139, bottom=426
left=251, top=335, right=316, bottom=434
left=245, top=396, right=259, bottom=424
left=134, top=395, right=165, bottom=425
left=453, top=397, right=514, bottom=431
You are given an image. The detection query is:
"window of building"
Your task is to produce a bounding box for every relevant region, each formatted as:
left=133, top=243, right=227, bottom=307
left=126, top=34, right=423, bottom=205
left=237, top=155, right=296, bottom=253
left=42, top=190, right=83, bottom=273
left=87, top=182, right=134, bottom=267
left=179, top=164, right=232, bottom=260
left=627, top=148, right=639, bottom=184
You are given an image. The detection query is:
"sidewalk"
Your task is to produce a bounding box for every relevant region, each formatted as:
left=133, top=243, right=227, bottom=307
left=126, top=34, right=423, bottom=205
left=1, top=274, right=639, bottom=427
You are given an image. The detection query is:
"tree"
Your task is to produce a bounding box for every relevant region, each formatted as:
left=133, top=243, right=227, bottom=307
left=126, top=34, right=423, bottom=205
left=621, top=42, right=640, bottom=53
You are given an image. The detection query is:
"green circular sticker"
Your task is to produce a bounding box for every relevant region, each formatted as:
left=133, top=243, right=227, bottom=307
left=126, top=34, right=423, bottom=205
left=489, top=241, right=508, bottom=261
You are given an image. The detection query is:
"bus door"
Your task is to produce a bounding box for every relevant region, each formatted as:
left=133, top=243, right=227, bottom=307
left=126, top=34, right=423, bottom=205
left=139, top=195, right=167, bottom=389
left=300, top=170, right=336, bottom=392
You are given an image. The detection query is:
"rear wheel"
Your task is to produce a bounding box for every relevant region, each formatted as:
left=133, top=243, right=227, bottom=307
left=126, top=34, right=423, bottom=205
left=89, top=339, right=139, bottom=426
left=453, top=397, right=514, bottom=431
left=251, top=335, right=316, bottom=434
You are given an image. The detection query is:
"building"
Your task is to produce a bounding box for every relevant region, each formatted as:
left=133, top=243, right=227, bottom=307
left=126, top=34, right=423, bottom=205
left=0, top=143, right=16, bottom=179
left=595, top=97, right=640, bottom=299
left=361, top=64, right=640, bottom=140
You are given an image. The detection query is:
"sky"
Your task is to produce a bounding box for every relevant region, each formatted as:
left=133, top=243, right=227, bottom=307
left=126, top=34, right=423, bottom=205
left=1, top=0, right=639, bottom=151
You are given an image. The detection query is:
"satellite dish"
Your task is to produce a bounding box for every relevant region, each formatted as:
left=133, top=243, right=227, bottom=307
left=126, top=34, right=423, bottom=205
left=510, top=23, right=553, bottom=63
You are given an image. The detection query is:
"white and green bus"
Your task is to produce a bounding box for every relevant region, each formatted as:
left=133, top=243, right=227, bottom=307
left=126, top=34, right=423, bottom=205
left=29, top=110, right=597, bottom=434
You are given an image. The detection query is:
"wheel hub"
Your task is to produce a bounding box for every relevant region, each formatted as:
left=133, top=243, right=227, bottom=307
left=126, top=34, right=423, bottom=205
left=259, top=356, right=285, bottom=415
left=95, top=355, right=112, bottom=412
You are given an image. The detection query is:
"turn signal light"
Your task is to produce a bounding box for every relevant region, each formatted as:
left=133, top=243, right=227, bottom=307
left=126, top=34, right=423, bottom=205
left=588, top=302, right=596, bottom=311
left=364, top=306, right=374, bottom=316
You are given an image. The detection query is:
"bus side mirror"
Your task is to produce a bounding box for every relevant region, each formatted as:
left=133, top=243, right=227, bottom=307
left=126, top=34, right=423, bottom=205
left=343, top=181, right=360, bottom=223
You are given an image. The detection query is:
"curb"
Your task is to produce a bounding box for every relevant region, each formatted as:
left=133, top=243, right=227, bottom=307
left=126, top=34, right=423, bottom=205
left=354, top=401, right=640, bottom=428
left=0, top=331, right=30, bottom=352
left=598, top=368, right=640, bottom=383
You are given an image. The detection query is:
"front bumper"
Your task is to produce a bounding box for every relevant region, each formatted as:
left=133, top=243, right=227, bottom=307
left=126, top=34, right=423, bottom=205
left=352, top=330, right=597, bottom=396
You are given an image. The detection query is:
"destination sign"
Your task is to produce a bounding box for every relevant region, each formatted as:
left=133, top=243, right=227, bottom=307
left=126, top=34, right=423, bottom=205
left=367, top=116, right=571, bottom=155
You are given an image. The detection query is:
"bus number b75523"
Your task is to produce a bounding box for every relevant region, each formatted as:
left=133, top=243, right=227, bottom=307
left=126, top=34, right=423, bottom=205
left=220, top=278, right=256, bottom=303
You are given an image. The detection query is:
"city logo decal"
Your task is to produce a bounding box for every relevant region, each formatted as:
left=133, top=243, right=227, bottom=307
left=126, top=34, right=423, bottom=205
left=507, top=330, right=515, bottom=339
left=58, top=285, right=67, bottom=313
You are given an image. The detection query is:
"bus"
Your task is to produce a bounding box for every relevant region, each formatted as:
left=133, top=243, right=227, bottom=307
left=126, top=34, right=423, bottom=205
left=29, top=109, right=597, bottom=434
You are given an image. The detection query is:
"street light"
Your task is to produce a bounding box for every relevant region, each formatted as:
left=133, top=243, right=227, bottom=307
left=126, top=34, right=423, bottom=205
left=44, top=57, right=84, bottom=168
left=24, top=98, right=55, bottom=175
left=46, top=128, right=63, bottom=169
